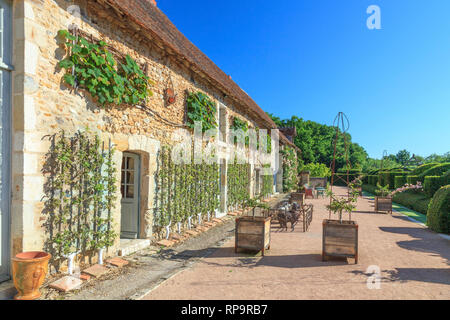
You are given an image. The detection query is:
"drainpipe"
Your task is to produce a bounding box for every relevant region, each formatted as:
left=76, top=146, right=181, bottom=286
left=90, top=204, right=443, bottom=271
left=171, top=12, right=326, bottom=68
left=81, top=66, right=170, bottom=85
left=188, top=216, right=192, bottom=229
left=207, top=212, right=210, bottom=222
left=177, top=222, right=182, bottom=234
left=197, top=213, right=202, bottom=226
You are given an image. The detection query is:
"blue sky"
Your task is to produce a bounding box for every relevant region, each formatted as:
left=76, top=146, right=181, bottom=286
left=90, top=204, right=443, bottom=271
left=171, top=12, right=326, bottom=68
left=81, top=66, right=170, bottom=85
left=157, top=0, right=450, bottom=159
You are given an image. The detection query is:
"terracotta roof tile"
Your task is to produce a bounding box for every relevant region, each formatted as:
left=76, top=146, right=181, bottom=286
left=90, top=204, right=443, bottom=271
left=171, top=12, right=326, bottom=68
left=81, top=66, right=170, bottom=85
left=105, top=0, right=297, bottom=148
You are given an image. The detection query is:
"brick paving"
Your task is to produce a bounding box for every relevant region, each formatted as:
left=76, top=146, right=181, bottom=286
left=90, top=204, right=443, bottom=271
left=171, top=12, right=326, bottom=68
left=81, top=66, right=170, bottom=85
left=144, top=187, right=450, bottom=300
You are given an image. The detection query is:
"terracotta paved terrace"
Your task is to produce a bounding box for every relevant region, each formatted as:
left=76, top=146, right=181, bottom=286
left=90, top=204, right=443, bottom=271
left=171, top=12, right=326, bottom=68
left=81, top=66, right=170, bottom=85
left=144, top=187, right=450, bottom=300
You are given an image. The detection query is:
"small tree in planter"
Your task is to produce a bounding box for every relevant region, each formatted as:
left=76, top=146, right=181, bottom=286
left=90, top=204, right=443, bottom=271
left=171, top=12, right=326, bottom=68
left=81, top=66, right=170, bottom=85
left=235, top=197, right=271, bottom=256
left=323, top=188, right=358, bottom=264
left=349, top=176, right=363, bottom=197
left=374, top=182, right=423, bottom=214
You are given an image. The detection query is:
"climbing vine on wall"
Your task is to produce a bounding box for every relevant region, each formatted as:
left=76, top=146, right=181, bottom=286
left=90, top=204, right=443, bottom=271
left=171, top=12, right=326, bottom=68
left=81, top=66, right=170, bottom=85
left=42, top=131, right=117, bottom=267
left=281, top=146, right=299, bottom=192
left=58, top=29, right=154, bottom=106
left=155, top=146, right=220, bottom=234
left=230, top=116, right=249, bottom=146
left=186, top=91, right=217, bottom=132
left=261, top=164, right=273, bottom=198
left=227, top=158, right=250, bottom=210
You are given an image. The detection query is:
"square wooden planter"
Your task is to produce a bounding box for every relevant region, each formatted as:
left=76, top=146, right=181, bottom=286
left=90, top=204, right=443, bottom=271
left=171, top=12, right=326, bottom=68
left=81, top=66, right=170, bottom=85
left=375, top=196, right=392, bottom=214
left=235, top=216, right=271, bottom=256
left=322, top=219, right=358, bottom=264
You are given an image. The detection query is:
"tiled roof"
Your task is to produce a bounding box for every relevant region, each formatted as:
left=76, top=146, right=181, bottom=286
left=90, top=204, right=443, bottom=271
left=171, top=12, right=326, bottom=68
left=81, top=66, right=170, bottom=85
left=105, top=0, right=297, bottom=149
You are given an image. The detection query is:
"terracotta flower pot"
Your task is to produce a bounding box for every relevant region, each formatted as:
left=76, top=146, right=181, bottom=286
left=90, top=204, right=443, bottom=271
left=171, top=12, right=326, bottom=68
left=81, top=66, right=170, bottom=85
left=12, top=251, right=51, bottom=300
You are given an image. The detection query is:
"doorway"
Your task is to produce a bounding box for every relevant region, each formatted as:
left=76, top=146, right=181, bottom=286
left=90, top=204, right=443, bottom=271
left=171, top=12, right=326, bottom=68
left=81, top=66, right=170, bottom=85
left=0, top=0, right=12, bottom=282
left=120, top=152, right=141, bottom=239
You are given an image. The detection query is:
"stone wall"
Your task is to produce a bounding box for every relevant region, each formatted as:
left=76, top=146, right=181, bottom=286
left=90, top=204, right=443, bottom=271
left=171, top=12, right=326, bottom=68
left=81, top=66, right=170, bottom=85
left=10, top=0, right=279, bottom=259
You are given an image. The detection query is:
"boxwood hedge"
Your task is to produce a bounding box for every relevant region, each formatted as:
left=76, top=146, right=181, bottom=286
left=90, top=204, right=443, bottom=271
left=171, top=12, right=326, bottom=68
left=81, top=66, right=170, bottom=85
left=426, top=185, right=450, bottom=234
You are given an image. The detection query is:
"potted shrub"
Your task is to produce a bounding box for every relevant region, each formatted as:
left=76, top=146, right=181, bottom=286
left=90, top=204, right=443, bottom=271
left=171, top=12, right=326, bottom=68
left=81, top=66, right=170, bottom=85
left=323, top=188, right=358, bottom=264
left=235, top=197, right=271, bottom=256
left=349, top=176, right=363, bottom=196
left=374, top=183, right=393, bottom=214
left=12, top=251, right=51, bottom=300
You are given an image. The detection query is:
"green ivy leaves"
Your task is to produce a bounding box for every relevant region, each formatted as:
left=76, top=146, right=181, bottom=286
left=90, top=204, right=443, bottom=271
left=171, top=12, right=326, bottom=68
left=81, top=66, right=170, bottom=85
left=186, top=91, right=217, bottom=132
left=58, top=29, right=154, bottom=107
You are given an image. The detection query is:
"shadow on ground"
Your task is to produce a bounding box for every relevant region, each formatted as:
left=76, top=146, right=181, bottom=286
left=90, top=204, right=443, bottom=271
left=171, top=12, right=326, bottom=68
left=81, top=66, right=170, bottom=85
left=379, top=226, right=450, bottom=265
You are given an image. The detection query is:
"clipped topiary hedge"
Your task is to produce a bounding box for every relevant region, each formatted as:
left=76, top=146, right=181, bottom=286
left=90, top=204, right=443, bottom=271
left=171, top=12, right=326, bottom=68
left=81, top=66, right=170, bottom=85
left=379, top=171, right=404, bottom=189
left=426, top=185, right=450, bottom=234
left=368, top=175, right=378, bottom=186
left=410, top=162, right=440, bottom=176
left=406, top=175, right=419, bottom=185
left=392, top=190, right=431, bottom=215
left=424, top=176, right=445, bottom=198
left=378, top=171, right=390, bottom=187
left=331, top=173, right=360, bottom=186
left=418, top=163, right=450, bottom=182
left=394, top=175, right=407, bottom=189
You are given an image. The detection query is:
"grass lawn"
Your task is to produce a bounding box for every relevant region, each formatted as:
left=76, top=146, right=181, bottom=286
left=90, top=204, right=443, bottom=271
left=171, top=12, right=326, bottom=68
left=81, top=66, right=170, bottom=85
left=362, top=185, right=428, bottom=224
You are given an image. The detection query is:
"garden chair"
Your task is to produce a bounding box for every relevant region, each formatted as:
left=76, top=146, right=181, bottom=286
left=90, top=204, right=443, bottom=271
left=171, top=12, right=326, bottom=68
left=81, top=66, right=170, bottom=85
left=305, top=187, right=314, bottom=199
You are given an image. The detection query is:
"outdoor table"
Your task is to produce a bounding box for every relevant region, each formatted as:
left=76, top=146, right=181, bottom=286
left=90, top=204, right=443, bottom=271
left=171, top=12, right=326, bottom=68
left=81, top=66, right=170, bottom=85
left=315, top=187, right=326, bottom=198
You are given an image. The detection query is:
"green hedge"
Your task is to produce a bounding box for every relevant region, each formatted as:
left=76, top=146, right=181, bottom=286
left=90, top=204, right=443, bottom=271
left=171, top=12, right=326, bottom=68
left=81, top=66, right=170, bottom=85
left=392, top=190, right=431, bottom=215
left=379, top=171, right=404, bottom=189
left=410, top=162, right=440, bottom=176
left=394, top=175, right=407, bottom=189
left=368, top=175, right=378, bottom=186
left=427, top=185, right=450, bottom=234
left=362, top=175, right=369, bottom=184
left=406, top=175, right=419, bottom=185
left=424, top=176, right=444, bottom=198
left=331, top=173, right=360, bottom=186
left=418, top=163, right=450, bottom=182
left=362, top=184, right=377, bottom=195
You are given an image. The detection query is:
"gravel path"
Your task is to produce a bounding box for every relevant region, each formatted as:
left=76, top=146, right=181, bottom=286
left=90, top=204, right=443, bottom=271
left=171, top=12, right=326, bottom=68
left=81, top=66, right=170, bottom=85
left=143, top=187, right=450, bottom=300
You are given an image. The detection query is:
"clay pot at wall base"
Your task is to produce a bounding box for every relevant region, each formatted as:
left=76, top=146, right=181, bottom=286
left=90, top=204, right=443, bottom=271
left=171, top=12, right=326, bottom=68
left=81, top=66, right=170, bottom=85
left=12, top=251, right=51, bottom=300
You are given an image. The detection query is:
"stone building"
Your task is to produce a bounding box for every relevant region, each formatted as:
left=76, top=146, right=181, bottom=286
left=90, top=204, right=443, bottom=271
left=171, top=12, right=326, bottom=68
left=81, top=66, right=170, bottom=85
left=0, top=0, right=297, bottom=280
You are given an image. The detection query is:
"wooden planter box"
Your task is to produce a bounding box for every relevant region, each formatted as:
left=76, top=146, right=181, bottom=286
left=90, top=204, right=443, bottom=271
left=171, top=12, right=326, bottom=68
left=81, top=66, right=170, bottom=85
left=375, top=196, right=392, bottom=214
left=322, top=219, right=358, bottom=264
left=235, top=216, right=271, bottom=256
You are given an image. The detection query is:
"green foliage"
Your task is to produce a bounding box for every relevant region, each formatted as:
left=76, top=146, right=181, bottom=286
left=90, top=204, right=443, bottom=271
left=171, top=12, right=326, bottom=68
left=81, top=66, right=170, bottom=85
left=378, top=170, right=404, bottom=189
left=426, top=185, right=450, bottom=234
left=43, top=131, right=117, bottom=262
left=266, top=114, right=368, bottom=171
left=368, top=175, right=378, bottom=186
left=424, top=176, right=445, bottom=198
left=395, top=149, right=411, bottom=166
left=230, top=116, right=249, bottom=146
left=418, top=163, right=450, bottom=182
left=332, top=173, right=360, bottom=186
left=281, top=146, right=298, bottom=192
left=375, top=183, right=391, bottom=197
left=227, top=158, right=251, bottom=209
left=392, top=190, right=431, bottom=215
left=155, top=146, right=220, bottom=232
left=303, top=163, right=331, bottom=178
left=186, top=91, right=217, bottom=132
left=58, top=29, right=153, bottom=106
left=326, top=189, right=357, bottom=222
left=410, top=162, right=440, bottom=176
left=407, top=175, right=420, bottom=185
left=394, top=175, right=407, bottom=189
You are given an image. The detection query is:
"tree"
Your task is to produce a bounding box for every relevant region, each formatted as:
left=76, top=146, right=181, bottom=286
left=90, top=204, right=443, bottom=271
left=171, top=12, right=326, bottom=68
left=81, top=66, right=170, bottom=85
left=396, top=149, right=411, bottom=166
left=267, top=113, right=368, bottom=171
